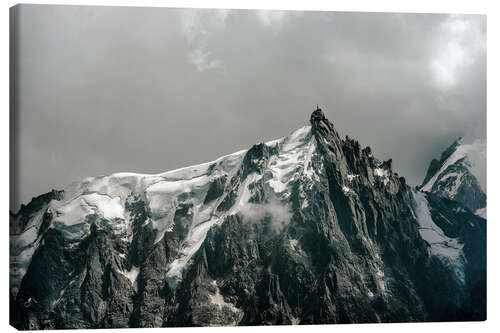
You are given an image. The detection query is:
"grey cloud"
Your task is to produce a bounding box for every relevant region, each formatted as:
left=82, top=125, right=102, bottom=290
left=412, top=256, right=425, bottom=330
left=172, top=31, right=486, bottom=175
left=11, top=5, right=486, bottom=211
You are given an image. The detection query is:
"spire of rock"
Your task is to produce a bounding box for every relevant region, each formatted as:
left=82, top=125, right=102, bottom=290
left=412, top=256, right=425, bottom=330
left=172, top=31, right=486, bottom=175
left=309, top=106, right=341, bottom=147
left=310, top=105, right=326, bottom=123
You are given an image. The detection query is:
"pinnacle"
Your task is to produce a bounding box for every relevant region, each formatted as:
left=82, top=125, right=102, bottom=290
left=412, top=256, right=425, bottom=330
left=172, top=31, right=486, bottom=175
left=310, top=105, right=326, bottom=123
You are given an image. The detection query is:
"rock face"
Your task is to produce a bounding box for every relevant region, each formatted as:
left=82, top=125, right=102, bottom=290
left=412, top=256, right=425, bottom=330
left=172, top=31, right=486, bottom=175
left=419, top=138, right=486, bottom=218
left=10, top=109, right=486, bottom=329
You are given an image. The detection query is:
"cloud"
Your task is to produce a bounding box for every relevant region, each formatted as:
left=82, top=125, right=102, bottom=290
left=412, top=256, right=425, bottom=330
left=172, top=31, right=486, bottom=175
left=187, top=47, right=222, bottom=72
left=256, top=9, right=287, bottom=28
left=12, top=6, right=486, bottom=211
left=431, top=15, right=486, bottom=87
left=180, top=8, right=228, bottom=72
left=238, top=198, right=292, bottom=234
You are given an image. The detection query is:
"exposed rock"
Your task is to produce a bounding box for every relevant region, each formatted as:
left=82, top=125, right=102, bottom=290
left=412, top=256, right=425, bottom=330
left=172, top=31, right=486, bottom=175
left=10, top=109, right=486, bottom=329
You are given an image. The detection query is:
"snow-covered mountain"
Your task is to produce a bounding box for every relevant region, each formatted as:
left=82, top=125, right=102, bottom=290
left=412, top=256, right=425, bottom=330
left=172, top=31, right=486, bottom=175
left=419, top=138, right=486, bottom=218
left=10, top=109, right=486, bottom=329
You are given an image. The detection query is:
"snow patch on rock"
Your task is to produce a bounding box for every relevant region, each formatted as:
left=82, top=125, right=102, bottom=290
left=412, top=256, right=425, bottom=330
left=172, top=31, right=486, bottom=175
left=208, top=281, right=241, bottom=316
left=119, top=266, right=140, bottom=292
left=374, top=168, right=390, bottom=185
left=266, top=126, right=315, bottom=194
left=412, top=191, right=465, bottom=285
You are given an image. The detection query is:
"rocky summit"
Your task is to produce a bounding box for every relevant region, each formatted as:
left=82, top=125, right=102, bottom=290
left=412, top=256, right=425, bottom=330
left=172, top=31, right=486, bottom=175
left=10, top=108, right=486, bottom=329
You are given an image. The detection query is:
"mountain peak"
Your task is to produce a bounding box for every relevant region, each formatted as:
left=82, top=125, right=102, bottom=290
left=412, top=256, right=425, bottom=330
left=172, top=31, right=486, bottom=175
left=419, top=138, right=486, bottom=216
left=310, top=106, right=326, bottom=123
left=10, top=106, right=486, bottom=328
left=309, top=106, right=330, bottom=132
left=440, top=137, right=462, bottom=164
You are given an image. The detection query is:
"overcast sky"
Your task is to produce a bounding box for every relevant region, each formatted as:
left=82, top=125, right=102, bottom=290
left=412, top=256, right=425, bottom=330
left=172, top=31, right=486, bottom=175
left=11, top=4, right=486, bottom=211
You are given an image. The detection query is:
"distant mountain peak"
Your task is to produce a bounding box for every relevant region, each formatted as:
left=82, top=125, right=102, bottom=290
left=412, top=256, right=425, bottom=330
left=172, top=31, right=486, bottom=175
left=419, top=138, right=486, bottom=217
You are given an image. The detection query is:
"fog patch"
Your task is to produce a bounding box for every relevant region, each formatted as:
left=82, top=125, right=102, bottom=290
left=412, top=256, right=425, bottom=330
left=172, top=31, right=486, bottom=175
left=238, top=198, right=292, bottom=233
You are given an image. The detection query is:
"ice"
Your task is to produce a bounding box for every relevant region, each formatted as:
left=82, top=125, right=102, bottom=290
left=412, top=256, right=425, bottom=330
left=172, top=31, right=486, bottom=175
left=374, top=168, right=389, bottom=178
left=160, top=149, right=246, bottom=181
left=164, top=174, right=267, bottom=287
left=439, top=172, right=463, bottom=197
left=16, top=226, right=38, bottom=249
left=265, top=137, right=284, bottom=147
left=373, top=168, right=390, bottom=185
left=438, top=172, right=459, bottom=182
left=465, top=139, right=487, bottom=192
left=374, top=266, right=386, bottom=293
left=150, top=161, right=239, bottom=247
left=13, top=122, right=323, bottom=294
left=119, top=266, right=140, bottom=292
left=50, top=193, right=126, bottom=240
left=421, top=139, right=486, bottom=193
left=234, top=173, right=262, bottom=211
left=150, top=204, right=177, bottom=244
left=53, top=146, right=247, bottom=216
left=139, top=150, right=246, bottom=244
left=69, top=150, right=243, bottom=246
left=165, top=217, right=219, bottom=287
left=301, top=199, right=309, bottom=209
left=83, top=193, right=125, bottom=220
left=288, top=238, right=307, bottom=257
left=16, top=208, right=45, bottom=247
left=53, top=197, right=94, bottom=227
left=346, top=174, right=358, bottom=181
left=412, top=190, right=465, bottom=284
left=267, top=174, right=289, bottom=193
left=146, top=174, right=210, bottom=244
left=161, top=125, right=316, bottom=287
left=208, top=280, right=241, bottom=318
left=302, top=136, right=318, bottom=179
left=266, top=126, right=314, bottom=194
left=146, top=175, right=210, bottom=216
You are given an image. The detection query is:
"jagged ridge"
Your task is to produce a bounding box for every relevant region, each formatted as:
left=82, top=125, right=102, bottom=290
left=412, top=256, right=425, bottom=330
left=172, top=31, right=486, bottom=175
left=10, top=108, right=486, bottom=329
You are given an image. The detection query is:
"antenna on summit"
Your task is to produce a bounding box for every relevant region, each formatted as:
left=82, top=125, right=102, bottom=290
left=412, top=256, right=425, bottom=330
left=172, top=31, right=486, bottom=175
left=316, top=104, right=321, bottom=111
